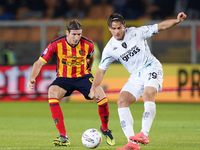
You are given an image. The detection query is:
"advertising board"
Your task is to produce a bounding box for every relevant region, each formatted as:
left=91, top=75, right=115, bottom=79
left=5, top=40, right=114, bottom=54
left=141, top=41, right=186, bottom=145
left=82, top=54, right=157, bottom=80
left=0, top=64, right=199, bottom=103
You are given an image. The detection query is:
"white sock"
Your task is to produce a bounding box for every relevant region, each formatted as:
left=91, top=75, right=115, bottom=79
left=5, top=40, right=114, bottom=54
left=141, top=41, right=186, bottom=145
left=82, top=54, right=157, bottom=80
left=118, top=107, right=134, bottom=141
left=141, top=101, right=156, bottom=137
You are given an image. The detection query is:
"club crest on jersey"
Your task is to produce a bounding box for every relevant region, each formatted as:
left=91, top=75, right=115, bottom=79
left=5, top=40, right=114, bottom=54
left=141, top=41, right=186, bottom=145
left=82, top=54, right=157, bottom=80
left=121, top=42, right=127, bottom=48
left=79, top=50, right=83, bottom=55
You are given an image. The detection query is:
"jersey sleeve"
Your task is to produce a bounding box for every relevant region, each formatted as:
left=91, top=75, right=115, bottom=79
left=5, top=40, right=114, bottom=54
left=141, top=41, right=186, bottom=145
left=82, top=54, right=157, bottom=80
left=137, top=24, right=158, bottom=39
left=39, top=43, right=55, bottom=63
left=86, top=41, right=94, bottom=58
left=98, top=44, right=115, bottom=71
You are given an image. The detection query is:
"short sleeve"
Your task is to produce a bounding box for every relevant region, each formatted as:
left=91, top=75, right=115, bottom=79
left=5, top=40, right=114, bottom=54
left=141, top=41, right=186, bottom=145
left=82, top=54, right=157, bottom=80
left=98, top=44, right=115, bottom=71
left=39, top=43, right=55, bottom=63
left=86, top=39, right=94, bottom=58
left=137, top=24, right=158, bottom=39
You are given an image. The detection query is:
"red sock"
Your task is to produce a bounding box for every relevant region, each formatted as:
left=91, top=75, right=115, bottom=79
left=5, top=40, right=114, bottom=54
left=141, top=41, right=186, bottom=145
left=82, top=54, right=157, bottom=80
left=49, top=98, right=66, bottom=136
left=97, top=97, right=109, bottom=131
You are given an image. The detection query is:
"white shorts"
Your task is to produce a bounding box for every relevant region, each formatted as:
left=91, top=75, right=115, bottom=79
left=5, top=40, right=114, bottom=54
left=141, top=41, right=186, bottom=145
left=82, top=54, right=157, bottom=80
left=121, top=62, right=163, bottom=101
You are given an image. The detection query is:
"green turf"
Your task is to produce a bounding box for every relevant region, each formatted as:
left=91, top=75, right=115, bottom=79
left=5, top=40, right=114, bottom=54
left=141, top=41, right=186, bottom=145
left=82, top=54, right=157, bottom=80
left=0, top=101, right=199, bottom=150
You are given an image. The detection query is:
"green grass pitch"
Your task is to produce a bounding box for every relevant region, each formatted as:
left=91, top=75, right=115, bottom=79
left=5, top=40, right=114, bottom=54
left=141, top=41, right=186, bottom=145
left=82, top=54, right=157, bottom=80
left=0, top=101, right=199, bottom=150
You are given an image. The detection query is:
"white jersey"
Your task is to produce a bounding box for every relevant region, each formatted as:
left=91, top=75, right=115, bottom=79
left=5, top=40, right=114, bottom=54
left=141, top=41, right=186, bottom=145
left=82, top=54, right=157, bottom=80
left=99, top=24, right=162, bottom=76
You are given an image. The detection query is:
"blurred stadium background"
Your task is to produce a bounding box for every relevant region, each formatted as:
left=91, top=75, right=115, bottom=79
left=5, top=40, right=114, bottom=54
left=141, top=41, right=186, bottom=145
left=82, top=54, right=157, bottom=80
left=0, top=0, right=200, bottom=102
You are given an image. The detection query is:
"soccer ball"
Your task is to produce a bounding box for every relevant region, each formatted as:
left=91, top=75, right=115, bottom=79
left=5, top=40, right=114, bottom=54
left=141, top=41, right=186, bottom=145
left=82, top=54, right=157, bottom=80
left=81, top=128, right=102, bottom=149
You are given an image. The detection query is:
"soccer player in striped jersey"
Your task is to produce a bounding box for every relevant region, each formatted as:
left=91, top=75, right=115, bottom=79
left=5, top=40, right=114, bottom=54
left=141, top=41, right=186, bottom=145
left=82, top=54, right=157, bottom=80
left=27, top=19, right=115, bottom=146
left=90, top=12, right=187, bottom=150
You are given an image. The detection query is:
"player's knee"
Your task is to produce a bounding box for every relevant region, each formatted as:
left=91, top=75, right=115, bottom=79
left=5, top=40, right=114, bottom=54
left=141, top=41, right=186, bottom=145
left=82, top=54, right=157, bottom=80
left=117, top=91, right=136, bottom=107
left=143, top=89, right=157, bottom=101
left=48, top=88, right=58, bottom=98
left=117, top=99, right=124, bottom=107
left=117, top=98, right=133, bottom=108
left=48, top=85, right=63, bottom=98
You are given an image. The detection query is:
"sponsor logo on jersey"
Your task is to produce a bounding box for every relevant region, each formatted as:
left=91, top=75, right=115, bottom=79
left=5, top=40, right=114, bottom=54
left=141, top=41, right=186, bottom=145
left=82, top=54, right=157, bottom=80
left=62, top=60, right=85, bottom=66
left=63, top=48, right=70, bottom=51
left=67, top=56, right=84, bottom=60
left=120, top=45, right=140, bottom=62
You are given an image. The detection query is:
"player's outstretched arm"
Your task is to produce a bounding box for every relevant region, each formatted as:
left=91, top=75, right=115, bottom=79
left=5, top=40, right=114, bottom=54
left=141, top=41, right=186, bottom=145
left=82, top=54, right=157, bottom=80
left=158, top=12, right=187, bottom=32
left=89, top=68, right=106, bottom=100
left=27, top=59, right=46, bottom=91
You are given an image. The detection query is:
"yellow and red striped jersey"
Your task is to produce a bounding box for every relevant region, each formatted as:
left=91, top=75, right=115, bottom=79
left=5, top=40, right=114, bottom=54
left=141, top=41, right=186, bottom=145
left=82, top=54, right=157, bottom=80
left=39, top=35, right=94, bottom=78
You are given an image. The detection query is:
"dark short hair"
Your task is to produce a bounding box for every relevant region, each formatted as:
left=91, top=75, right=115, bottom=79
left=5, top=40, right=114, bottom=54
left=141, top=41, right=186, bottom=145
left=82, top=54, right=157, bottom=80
left=107, top=13, right=125, bottom=27
left=67, top=19, right=82, bottom=31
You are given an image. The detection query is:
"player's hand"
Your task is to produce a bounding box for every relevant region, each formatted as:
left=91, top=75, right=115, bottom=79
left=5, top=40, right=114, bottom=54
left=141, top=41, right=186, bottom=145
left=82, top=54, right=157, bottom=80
left=27, top=79, right=36, bottom=91
left=89, top=87, right=100, bottom=100
left=177, top=12, right=187, bottom=22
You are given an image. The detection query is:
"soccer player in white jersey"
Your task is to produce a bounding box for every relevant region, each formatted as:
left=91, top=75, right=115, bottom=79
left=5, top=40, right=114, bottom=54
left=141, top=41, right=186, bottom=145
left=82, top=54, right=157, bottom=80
left=89, top=12, right=187, bottom=150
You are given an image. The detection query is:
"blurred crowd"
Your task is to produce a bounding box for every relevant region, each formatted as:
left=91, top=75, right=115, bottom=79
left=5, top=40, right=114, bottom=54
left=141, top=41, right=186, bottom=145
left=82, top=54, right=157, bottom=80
left=0, top=0, right=199, bottom=21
